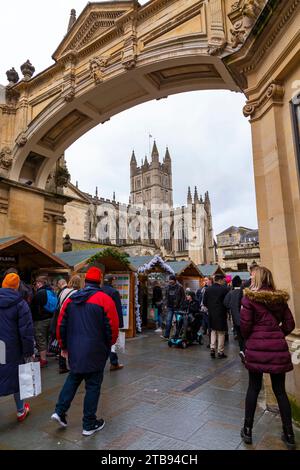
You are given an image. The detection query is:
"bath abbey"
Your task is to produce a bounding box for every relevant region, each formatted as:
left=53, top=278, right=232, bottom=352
left=63, top=141, right=216, bottom=265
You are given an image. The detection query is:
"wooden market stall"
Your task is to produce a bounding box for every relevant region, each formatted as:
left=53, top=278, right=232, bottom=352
left=0, top=235, right=68, bottom=283
left=129, top=255, right=175, bottom=328
left=55, top=247, right=137, bottom=338
left=198, top=263, right=225, bottom=282
left=167, top=260, right=203, bottom=292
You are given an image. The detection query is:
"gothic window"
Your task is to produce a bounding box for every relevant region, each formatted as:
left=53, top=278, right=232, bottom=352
left=148, top=221, right=155, bottom=245
left=118, top=217, right=127, bottom=245
left=177, top=219, right=188, bottom=252
left=162, top=222, right=171, bottom=251
left=147, top=176, right=151, bottom=186
left=136, top=179, right=141, bottom=190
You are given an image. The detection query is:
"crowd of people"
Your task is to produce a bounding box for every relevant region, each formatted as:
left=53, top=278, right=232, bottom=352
left=154, top=266, right=296, bottom=449
left=0, top=267, right=122, bottom=435
left=0, top=263, right=297, bottom=448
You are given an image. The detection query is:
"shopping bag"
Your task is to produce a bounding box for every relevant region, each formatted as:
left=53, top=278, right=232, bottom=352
left=148, top=307, right=157, bottom=321
left=18, top=362, right=42, bottom=400
left=115, top=331, right=126, bottom=353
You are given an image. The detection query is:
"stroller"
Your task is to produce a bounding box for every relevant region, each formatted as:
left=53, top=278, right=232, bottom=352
left=168, top=308, right=203, bottom=349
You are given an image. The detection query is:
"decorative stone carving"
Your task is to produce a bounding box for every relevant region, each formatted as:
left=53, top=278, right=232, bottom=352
left=63, top=234, right=73, bottom=252
left=208, top=0, right=227, bottom=56
left=243, top=82, right=285, bottom=118
left=6, top=68, right=19, bottom=85
left=89, top=57, right=108, bottom=84
left=122, top=33, right=137, bottom=70
left=64, top=90, right=76, bottom=102
left=229, top=0, right=266, bottom=49
left=16, top=133, right=28, bottom=147
left=0, top=147, right=13, bottom=172
left=20, top=60, right=35, bottom=80
left=53, top=215, right=67, bottom=225
left=55, top=163, right=70, bottom=188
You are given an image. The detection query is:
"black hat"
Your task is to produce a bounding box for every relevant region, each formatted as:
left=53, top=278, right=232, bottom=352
left=104, top=274, right=116, bottom=283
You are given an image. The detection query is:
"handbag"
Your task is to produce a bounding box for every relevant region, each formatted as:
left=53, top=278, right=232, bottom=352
left=48, top=336, right=60, bottom=355
left=18, top=361, right=42, bottom=400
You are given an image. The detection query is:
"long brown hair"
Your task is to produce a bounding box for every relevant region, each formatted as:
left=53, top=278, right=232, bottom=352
left=251, top=266, right=276, bottom=291
left=68, top=275, right=81, bottom=290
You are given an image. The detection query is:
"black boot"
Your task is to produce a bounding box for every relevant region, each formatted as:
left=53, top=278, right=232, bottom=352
left=281, top=426, right=296, bottom=450
left=241, top=425, right=252, bottom=445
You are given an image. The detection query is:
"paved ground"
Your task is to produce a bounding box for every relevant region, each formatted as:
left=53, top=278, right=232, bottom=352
left=0, top=331, right=299, bottom=450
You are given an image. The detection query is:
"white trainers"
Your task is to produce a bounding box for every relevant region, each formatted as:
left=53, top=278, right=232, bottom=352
left=155, top=328, right=162, bottom=333
left=82, top=419, right=105, bottom=436
left=51, top=412, right=68, bottom=428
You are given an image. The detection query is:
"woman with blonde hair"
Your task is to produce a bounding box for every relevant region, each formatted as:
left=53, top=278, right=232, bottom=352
left=240, top=266, right=296, bottom=449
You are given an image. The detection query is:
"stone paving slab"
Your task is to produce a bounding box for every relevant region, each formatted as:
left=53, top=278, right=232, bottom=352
left=0, top=331, right=298, bottom=450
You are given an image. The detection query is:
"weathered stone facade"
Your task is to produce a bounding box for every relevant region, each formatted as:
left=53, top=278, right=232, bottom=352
left=217, top=225, right=261, bottom=271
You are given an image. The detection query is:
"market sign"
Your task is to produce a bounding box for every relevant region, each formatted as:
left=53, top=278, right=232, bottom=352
left=0, top=255, right=17, bottom=264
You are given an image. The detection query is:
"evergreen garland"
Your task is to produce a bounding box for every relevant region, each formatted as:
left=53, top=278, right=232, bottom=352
left=88, top=247, right=130, bottom=268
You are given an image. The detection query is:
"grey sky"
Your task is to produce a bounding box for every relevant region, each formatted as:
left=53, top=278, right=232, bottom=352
left=1, top=0, right=257, bottom=236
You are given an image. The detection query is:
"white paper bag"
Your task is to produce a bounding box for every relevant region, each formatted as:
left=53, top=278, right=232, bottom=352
left=18, top=362, right=42, bottom=400
left=114, top=331, right=126, bottom=353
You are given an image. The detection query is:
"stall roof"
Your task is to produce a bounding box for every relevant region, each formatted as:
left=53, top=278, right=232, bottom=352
left=128, top=256, right=155, bottom=270
left=0, top=235, right=69, bottom=269
left=198, top=264, right=225, bottom=277
left=56, top=249, right=135, bottom=272
left=227, top=271, right=250, bottom=281
left=167, top=260, right=202, bottom=277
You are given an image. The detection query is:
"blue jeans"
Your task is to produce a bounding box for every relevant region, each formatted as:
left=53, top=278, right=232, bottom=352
left=164, top=308, right=177, bottom=338
left=14, top=392, right=24, bottom=413
left=155, top=303, right=163, bottom=328
left=55, top=370, right=104, bottom=430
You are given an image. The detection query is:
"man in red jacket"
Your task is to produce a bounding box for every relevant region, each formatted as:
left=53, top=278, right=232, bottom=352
left=51, top=267, right=119, bottom=436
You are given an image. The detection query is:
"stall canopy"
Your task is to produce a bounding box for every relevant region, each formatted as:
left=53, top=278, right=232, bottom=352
left=167, top=260, right=203, bottom=278
left=198, top=264, right=225, bottom=277
left=129, top=255, right=174, bottom=275
left=55, top=248, right=135, bottom=273
left=227, top=271, right=250, bottom=281
left=0, top=235, right=69, bottom=270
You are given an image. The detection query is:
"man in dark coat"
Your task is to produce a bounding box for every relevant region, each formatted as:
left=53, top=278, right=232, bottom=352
left=102, top=274, right=124, bottom=371
left=0, top=273, right=34, bottom=422
left=51, top=267, right=119, bottom=436
left=31, top=275, right=57, bottom=368
left=224, top=276, right=245, bottom=360
left=203, top=274, right=229, bottom=358
left=162, top=275, right=185, bottom=339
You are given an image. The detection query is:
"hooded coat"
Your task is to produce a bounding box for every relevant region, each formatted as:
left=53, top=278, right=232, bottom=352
left=57, top=286, right=119, bottom=374
left=0, top=288, right=34, bottom=396
left=241, top=289, right=295, bottom=374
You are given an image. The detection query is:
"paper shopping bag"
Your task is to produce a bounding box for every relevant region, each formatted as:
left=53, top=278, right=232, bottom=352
left=18, top=362, right=42, bottom=400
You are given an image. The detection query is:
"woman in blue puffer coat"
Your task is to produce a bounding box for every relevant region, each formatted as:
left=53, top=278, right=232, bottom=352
left=0, top=273, right=34, bottom=422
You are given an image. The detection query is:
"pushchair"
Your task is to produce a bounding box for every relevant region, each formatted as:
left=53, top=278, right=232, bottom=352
left=168, top=310, right=203, bottom=349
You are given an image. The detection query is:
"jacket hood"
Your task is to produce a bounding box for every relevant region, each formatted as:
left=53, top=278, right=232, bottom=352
left=244, top=288, right=290, bottom=306
left=69, top=286, right=100, bottom=304
left=0, top=288, right=23, bottom=308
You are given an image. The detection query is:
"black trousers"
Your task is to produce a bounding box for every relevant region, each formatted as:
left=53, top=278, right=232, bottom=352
left=234, top=325, right=245, bottom=352
left=245, top=371, right=292, bottom=429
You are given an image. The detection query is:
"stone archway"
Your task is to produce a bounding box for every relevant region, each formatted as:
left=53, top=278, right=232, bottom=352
left=1, top=0, right=300, bottom=410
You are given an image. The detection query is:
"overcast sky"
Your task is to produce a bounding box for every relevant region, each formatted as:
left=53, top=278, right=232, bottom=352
left=0, top=0, right=258, bottom=236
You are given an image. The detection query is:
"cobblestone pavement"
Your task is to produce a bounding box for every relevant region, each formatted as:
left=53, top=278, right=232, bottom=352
left=0, top=331, right=299, bottom=450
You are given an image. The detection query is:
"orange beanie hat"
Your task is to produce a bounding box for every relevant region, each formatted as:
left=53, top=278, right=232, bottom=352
left=2, top=273, right=20, bottom=290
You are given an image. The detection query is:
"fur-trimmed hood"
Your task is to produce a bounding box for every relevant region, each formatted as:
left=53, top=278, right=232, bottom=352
left=244, top=288, right=289, bottom=306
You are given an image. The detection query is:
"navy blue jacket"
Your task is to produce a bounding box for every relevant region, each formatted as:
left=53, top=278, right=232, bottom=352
left=57, top=286, right=119, bottom=374
left=102, top=284, right=124, bottom=329
left=0, top=288, right=34, bottom=396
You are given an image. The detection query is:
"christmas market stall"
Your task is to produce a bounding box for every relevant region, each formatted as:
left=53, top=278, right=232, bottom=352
left=198, top=263, right=225, bottom=281
left=167, top=260, right=203, bottom=292
left=55, top=247, right=137, bottom=338
left=129, top=255, right=175, bottom=328
left=0, top=235, right=68, bottom=284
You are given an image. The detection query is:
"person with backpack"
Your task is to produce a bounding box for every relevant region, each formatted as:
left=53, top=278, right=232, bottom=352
left=31, top=275, right=58, bottom=368
left=0, top=273, right=34, bottom=422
